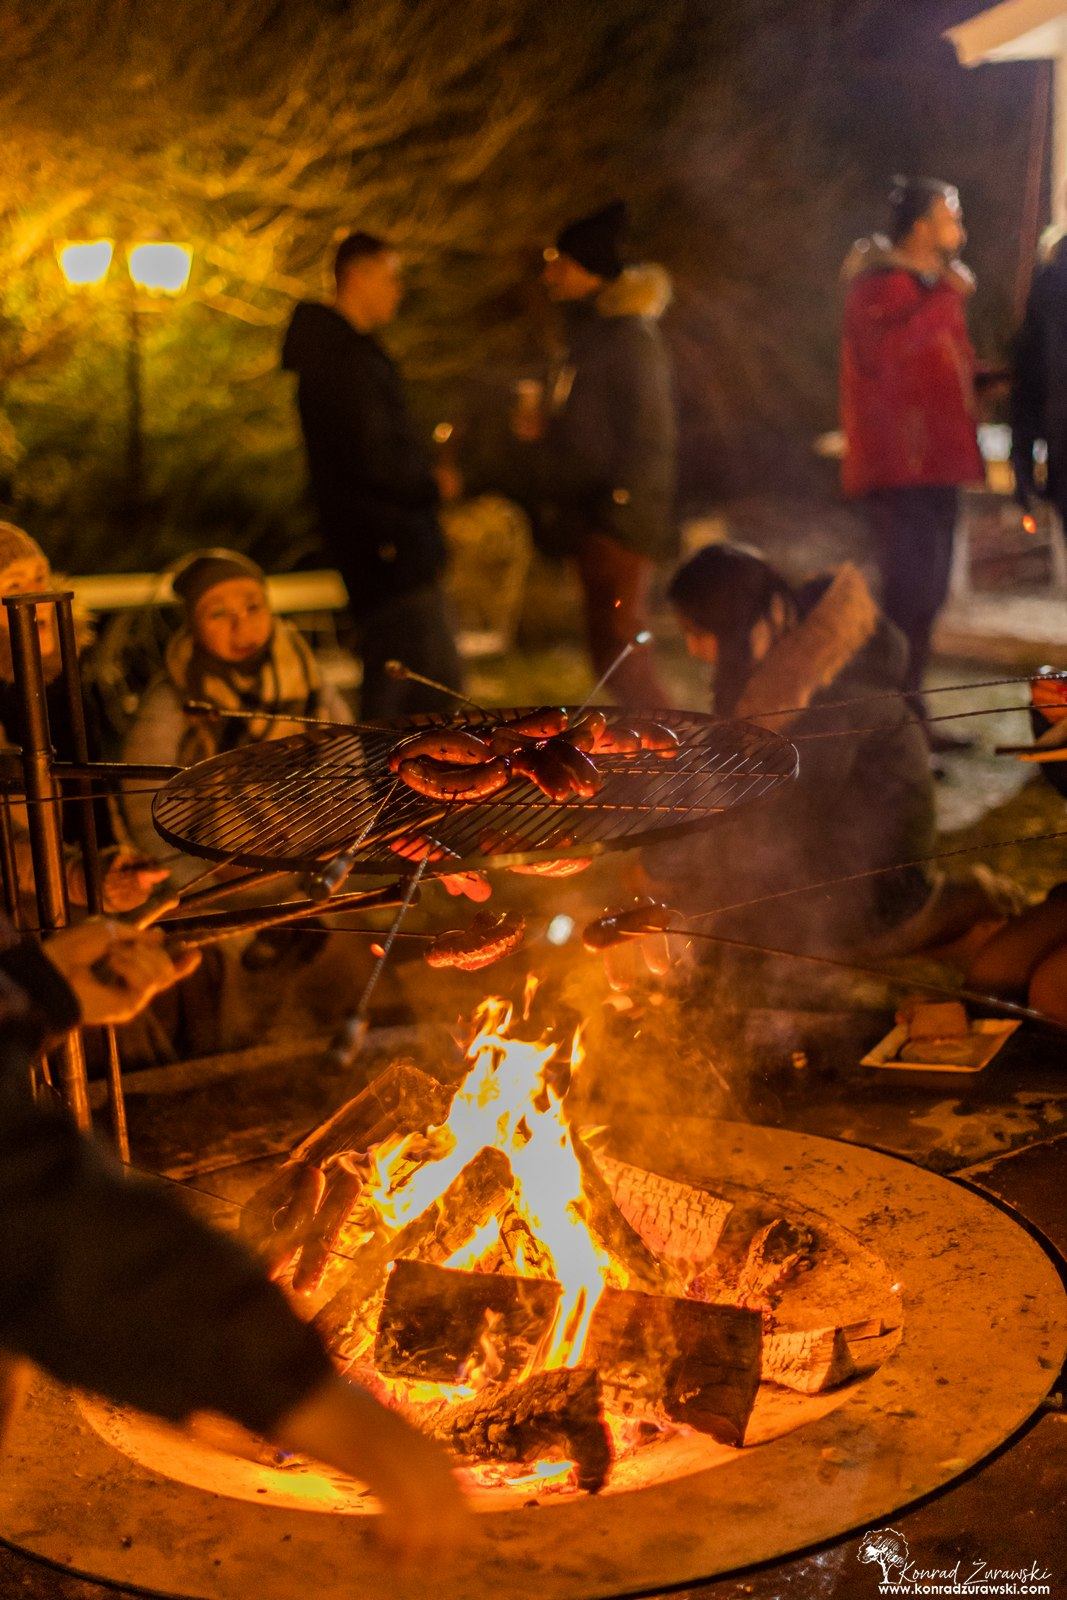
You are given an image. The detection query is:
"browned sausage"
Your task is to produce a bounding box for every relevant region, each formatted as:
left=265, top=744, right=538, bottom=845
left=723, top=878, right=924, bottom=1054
left=425, top=910, right=527, bottom=970
left=567, top=710, right=608, bottom=752
left=509, top=857, right=592, bottom=877
left=398, top=753, right=511, bottom=800
left=546, top=738, right=603, bottom=797
left=595, top=721, right=642, bottom=755
left=388, top=833, right=455, bottom=863
left=509, top=746, right=576, bottom=801
left=387, top=728, right=491, bottom=773
left=501, top=707, right=569, bottom=737
left=630, top=718, right=682, bottom=758
left=582, top=899, right=674, bottom=950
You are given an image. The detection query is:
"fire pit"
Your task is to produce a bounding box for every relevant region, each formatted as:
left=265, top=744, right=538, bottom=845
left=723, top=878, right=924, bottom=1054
left=2, top=1007, right=1063, bottom=1600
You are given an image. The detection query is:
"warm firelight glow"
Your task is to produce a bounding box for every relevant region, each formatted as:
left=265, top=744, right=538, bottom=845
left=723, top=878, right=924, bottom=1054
left=127, top=242, right=193, bottom=296
left=368, top=996, right=615, bottom=1374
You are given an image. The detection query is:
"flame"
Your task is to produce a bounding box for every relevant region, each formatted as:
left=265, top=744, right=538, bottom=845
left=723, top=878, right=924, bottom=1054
left=364, top=996, right=613, bottom=1371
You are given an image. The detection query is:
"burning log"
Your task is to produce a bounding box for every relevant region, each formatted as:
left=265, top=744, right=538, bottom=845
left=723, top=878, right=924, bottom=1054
left=762, top=1326, right=857, bottom=1395
left=499, top=1207, right=556, bottom=1279
left=312, top=1146, right=515, bottom=1364
left=429, top=1367, right=612, bottom=1493
left=571, top=1132, right=680, bottom=1294
left=373, top=1261, right=562, bottom=1384
left=291, top=1062, right=454, bottom=1167
left=239, top=1161, right=326, bottom=1277
left=595, top=1154, right=732, bottom=1267
left=731, top=1218, right=815, bottom=1309
left=240, top=1063, right=453, bottom=1261
left=585, top=1289, right=762, bottom=1447
left=290, top=1156, right=368, bottom=1295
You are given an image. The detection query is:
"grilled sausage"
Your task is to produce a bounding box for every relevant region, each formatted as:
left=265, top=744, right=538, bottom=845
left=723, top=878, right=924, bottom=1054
left=595, top=721, right=642, bottom=755
left=566, top=710, right=608, bottom=752
left=440, top=870, right=492, bottom=901
left=501, top=707, right=569, bottom=737
left=387, top=728, right=492, bottom=773
left=425, top=910, right=527, bottom=970
left=509, top=745, right=576, bottom=801
left=509, top=857, right=592, bottom=877
left=388, top=833, right=455, bottom=864
left=398, top=753, right=511, bottom=800
left=583, top=900, right=674, bottom=950
left=546, top=738, right=603, bottom=797
left=630, top=718, right=682, bottom=758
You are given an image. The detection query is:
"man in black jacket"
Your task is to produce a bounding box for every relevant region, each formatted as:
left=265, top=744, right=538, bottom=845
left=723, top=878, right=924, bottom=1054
left=515, top=203, right=677, bottom=707
left=282, top=233, right=463, bottom=719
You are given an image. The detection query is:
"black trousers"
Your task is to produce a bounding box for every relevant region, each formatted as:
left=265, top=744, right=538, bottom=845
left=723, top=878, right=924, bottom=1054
left=864, top=485, right=959, bottom=705
left=358, top=582, right=464, bottom=721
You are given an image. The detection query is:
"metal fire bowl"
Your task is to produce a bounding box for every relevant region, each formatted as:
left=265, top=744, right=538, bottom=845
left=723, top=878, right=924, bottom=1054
left=2, top=1121, right=1064, bottom=1600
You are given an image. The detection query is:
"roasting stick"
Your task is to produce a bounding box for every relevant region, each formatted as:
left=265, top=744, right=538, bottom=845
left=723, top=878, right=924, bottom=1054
left=631, top=923, right=1067, bottom=1036
left=575, top=631, right=653, bottom=716
left=183, top=698, right=391, bottom=736
left=383, top=659, right=489, bottom=714
left=327, top=856, right=430, bottom=1067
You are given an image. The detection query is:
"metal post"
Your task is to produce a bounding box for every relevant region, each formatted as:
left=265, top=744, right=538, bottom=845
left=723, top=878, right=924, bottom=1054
left=4, top=592, right=91, bottom=1131
left=125, top=292, right=145, bottom=538
left=54, top=595, right=129, bottom=1160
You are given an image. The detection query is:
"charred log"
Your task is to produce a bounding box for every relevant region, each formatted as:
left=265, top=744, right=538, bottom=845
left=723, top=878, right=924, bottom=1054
left=732, top=1219, right=815, bottom=1309
left=312, top=1146, right=515, bottom=1364
left=240, top=1063, right=452, bottom=1258
left=586, top=1289, right=762, bottom=1446
left=430, top=1366, right=612, bottom=1492
left=239, top=1160, right=326, bottom=1277
left=762, top=1326, right=856, bottom=1395
left=291, top=1156, right=368, bottom=1295
left=373, top=1261, right=562, bottom=1384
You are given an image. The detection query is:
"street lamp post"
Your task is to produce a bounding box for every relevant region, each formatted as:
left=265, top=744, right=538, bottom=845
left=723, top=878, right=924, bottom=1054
left=55, top=238, right=193, bottom=535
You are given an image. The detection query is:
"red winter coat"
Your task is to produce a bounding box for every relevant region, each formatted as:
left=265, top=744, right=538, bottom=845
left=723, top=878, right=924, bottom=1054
left=840, top=243, right=984, bottom=498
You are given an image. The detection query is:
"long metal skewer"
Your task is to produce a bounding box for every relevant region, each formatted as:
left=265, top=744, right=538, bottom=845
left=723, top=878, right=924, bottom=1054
left=575, top=631, right=653, bottom=715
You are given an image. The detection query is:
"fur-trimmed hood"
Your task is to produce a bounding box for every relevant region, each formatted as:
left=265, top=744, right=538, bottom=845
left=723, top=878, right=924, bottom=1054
left=842, top=235, right=976, bottom=297
left=595, top=264, right=672, bottom=320
left=734, top=563, right=891, bottom=730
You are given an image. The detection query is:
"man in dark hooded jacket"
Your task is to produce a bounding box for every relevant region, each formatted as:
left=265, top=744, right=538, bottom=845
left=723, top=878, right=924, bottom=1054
left=282, top=232, right=462, bottom=718
left=515, top=202, right=677, bottom=708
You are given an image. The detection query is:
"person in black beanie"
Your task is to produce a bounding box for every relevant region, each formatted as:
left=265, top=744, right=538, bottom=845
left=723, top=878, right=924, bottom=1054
left=513, top=202, right=677, bottom=708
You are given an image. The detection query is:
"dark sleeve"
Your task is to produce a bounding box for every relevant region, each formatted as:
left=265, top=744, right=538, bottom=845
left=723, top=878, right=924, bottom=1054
left=0, top=1104, right=332, bottom=1433
left=602, top=324, right=675, bottom=542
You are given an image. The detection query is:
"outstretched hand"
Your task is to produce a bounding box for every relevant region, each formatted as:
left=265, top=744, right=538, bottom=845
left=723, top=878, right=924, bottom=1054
left=45, top=919, right=200, bottom=1025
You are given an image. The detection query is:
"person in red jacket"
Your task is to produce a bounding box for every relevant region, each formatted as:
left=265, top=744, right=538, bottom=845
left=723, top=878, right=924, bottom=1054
left=840, top=176, right=984, bottom=750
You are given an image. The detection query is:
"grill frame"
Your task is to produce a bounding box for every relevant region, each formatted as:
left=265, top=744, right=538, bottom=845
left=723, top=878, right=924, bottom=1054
left=151, top=707, right=798, bottom=874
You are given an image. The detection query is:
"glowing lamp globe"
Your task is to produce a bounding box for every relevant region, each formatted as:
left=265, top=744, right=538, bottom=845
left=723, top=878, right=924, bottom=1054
left=127, top=243, right=192, bottom=296
left=56, top=240, right=115, bottom=287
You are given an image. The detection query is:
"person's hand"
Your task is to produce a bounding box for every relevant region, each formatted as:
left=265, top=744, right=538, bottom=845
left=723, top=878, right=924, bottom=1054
left=273, top=1372, right=476, bottom=1570
left=102, top=849, right=171, bottom=913
left=66, top=848, right=170, bottom=913
left=45, top=919, right=201, bottom=1025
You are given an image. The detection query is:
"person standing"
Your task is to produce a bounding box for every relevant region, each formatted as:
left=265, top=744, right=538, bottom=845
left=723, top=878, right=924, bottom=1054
left=514, top=202, right=677, bottom=708
left=1011, top=231, right=1067, bottom=534
left=282, top=233, right=463, bottom=719
left=840, top=177, right=984, bottom=751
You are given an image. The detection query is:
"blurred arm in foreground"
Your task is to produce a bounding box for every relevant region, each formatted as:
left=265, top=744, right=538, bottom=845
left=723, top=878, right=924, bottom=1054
left=0, top=917, right=472, bottom=1566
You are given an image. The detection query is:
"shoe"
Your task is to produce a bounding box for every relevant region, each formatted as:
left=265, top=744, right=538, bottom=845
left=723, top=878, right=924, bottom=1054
left=926, top=728, right=975, bottom=754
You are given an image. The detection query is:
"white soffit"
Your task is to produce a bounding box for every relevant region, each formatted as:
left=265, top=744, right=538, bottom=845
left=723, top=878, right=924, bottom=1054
left=946, top=0, right=1067, bottom=64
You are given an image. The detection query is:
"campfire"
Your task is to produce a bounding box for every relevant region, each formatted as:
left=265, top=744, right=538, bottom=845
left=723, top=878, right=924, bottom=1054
left=240, top=986, right=886, bottom=1495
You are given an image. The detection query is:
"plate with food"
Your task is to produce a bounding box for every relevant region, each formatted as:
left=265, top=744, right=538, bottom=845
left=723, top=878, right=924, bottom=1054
left=861, top=1000, right=1021, bottom=1073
